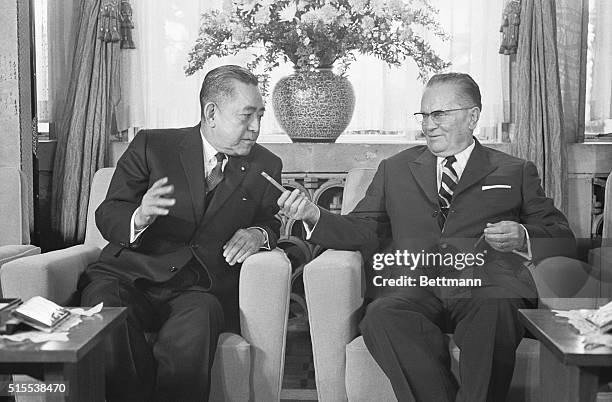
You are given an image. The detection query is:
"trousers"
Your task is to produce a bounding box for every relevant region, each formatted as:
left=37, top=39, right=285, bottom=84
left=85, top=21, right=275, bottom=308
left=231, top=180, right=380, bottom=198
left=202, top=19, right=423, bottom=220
left=360, top=283, right=532, bottom=402
left=79, top=259, right=224, bottom=402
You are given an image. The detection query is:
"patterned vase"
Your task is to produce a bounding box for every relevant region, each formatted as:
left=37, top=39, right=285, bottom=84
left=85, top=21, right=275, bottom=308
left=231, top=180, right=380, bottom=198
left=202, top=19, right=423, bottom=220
left=272, top=67, right=355, bottom=142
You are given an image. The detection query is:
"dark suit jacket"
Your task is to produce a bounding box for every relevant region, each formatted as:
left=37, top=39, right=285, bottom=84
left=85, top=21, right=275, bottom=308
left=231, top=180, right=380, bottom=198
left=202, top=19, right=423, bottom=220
left=85, top=125, right=282, bottom=322
left=310, top=139, right=576, bottom=301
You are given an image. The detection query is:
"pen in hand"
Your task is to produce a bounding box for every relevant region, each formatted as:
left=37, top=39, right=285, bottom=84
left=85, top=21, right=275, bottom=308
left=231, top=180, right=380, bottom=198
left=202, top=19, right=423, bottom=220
left=473, top=233, right=485, bottom=249
left=261, top=171, right=286, bottom=193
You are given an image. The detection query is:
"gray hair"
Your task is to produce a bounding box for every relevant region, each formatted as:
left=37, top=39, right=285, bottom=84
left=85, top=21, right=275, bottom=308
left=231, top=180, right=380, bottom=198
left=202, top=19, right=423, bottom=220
left=199, top=65, right=259, bottom=111
left=426, top=72, right=482, bottom=111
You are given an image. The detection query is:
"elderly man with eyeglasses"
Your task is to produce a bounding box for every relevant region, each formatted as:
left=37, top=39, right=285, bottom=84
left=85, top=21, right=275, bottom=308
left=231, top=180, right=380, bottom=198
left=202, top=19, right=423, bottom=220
left=278, top=72, right=576, bottom=402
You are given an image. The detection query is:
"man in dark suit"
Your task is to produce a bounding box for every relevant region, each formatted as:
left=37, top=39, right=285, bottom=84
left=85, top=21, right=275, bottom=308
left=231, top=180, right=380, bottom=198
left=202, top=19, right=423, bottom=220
left=79, top=65, right=282, bottom=402
left=278, top=73, right=576, bottom=401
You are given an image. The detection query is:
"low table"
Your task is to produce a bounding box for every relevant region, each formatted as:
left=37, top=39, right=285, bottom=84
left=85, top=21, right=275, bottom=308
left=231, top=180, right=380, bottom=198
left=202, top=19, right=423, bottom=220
left=519, top=309, right=612, bottom=402
left=0, top=307, right=126, bottom=402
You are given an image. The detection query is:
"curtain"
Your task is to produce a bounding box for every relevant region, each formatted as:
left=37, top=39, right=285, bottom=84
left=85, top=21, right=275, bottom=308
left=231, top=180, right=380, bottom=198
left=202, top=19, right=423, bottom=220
left=584, top=0, right=612, bottom=137
left=48, top=0, right=77, bottom=131
left=119, top=0, right=505, bottom=142
left=515, top=0, right=567, bottom=212
left=555, top=0, right=584, bottom=143
left=423, top=0, right=506, bottom=140
left=51, top=0, right=121, bottom=245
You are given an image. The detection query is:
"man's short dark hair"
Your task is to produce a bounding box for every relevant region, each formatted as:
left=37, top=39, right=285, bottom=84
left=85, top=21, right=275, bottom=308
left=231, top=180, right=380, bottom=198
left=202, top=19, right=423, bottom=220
left=199, top=65, right=259, bottom=111
left=426, top=72, right=482, bottom=111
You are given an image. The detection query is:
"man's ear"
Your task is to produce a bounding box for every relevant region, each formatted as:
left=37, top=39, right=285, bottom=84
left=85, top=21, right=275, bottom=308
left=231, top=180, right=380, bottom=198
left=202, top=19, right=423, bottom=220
left=468, top=107, right=481, bottom=130
left=203, top=102, right=216, bottom=128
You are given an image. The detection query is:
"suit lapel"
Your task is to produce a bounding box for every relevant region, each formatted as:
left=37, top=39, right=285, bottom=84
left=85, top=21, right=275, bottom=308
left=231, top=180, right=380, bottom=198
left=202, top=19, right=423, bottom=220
left=179, top=125, right=206, bottom=223
left=408, top=148, right=438, bottom=205
left=202, top=155, right=249, bottom=225
left=453, top=139, right=497, bottom=198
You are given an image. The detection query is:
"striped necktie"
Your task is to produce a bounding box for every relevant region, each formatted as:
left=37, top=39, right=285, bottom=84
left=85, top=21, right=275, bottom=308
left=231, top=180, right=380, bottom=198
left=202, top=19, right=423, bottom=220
left=206, top=152, right=226, bottom=193
left=438, top=155, right=458, bottom=223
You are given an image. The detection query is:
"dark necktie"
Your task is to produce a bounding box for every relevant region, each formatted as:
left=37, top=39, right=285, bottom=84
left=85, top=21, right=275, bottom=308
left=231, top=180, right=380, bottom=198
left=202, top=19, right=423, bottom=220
left=206, top=152, right=225, bottom=193
left=438, top=155, right=458, bottom=227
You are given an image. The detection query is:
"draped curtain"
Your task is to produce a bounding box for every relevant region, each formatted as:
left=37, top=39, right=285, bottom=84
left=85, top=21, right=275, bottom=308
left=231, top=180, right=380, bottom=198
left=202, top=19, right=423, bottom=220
left=51, top=0, right=121, bottom=245
left=515, top=0, right=567, bottom=212
left=555, top=0, right=584, bottom=143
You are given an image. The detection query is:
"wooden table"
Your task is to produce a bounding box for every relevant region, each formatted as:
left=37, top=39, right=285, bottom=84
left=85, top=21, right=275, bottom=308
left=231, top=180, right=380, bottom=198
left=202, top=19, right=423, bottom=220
left=0, top=307, right=126, bottom=402
left=519, top=309, right=612, bottom=402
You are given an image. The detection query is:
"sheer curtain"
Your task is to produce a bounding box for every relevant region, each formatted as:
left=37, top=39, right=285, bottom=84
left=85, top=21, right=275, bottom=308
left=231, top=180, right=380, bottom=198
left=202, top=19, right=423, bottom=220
left=117, top=0, right=222, bottom=132
left=119, top=0, right=505, bottom=142
left=585, top=0, right=612, bottom=137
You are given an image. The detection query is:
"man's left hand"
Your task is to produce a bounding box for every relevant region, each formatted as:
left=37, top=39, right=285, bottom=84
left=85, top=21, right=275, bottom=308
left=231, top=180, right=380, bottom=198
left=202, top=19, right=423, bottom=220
left=223, top=228, right=265, bottom=266
left=484, top=221, right=526, bottom=252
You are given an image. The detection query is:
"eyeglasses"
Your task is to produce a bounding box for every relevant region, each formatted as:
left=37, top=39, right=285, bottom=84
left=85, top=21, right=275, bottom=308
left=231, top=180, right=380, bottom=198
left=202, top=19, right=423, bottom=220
left=413, top=106, right=477, bottom=125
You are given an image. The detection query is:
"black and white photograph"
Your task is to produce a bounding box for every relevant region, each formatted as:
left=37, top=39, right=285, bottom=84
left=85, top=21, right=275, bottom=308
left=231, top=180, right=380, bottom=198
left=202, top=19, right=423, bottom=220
left=0, top=0, right=611, bottom=401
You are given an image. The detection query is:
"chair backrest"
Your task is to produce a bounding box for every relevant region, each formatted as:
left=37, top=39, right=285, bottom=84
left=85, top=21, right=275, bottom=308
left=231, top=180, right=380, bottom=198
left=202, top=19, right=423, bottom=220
left=341, top=168, right=377, bottom=215
left=0, top=167, right=30, bottom=245
left=603, top=171, right=612, bottom=247
left=83, top=168, right=116, bottom=248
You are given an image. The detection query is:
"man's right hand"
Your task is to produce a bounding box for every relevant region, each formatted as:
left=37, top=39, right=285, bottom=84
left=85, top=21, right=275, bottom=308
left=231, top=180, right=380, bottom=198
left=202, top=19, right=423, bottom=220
left=134, top=177, right=176, bottom=229
left=277, top=189, right=320, bottom=226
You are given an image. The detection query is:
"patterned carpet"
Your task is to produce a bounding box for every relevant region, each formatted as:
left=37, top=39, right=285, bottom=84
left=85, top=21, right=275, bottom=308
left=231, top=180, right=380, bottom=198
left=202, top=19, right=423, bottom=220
left=281, top=328, right=317, bottom=401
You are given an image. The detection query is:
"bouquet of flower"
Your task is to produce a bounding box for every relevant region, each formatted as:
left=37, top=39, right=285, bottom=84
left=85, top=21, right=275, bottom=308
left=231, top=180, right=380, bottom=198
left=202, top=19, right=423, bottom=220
left=185, top=0, right=450, bottom=88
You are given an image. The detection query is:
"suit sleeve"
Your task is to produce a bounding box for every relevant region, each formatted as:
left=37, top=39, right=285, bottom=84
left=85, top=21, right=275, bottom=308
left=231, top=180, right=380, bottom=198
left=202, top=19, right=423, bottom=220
left=519, top=160, right=577, bottom=260
left=309, top=160, right=391, bottom=250
left=95, top=130, right=150, bottom=246
left=252, top=157, right=283, bottom=249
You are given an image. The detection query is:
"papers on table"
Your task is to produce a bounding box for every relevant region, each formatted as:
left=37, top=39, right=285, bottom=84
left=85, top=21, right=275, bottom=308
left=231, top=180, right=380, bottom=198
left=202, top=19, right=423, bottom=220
left=0, top=302, right=104, bottom=343
left=554, top=301, right=612, bottom=349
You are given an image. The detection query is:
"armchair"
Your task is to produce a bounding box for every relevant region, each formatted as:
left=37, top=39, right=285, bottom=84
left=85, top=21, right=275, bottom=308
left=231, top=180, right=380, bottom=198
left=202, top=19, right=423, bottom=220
left=1, top=168, right=292, bottom=402
left=589, top=170, right=612, bottom=301
left=304, top=168, right=606, bottom=402
left=0, top=167, right=40, bottom=295
left=0, top=167, right=31, bottom=246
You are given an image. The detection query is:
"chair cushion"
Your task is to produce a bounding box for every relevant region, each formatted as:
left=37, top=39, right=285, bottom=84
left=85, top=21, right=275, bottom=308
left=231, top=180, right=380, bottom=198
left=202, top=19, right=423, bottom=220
left=345, top=336, right=400, bottom=402
left=0, top=245, right=40, bottom=300
left=346, top=335, right=540, bottom=402
left=0, top=168, right=29, bottom=245
left=0, top=245, right=40, bottom=267
left=209, top=332, right=251, bottom=402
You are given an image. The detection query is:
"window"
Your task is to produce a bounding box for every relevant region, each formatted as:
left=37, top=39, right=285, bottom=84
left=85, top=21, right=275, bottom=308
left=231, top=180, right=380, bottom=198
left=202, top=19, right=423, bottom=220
left=120, top=0, right=508, bottom=143
left=34, top=0, right=49, bottom=134
left=584, top=0, right=612, bottom=141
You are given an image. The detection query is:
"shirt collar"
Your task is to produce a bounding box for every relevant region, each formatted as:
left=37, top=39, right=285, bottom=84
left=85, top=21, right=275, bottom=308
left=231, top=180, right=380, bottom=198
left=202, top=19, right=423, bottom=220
left=200, top=129, right=220, bottom=164
left=436, top=138, right=476, bottom=170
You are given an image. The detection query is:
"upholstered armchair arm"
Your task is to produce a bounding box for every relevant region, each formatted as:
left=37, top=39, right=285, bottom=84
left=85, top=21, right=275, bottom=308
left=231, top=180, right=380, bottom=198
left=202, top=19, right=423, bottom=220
left=589, top=246, right=612, bottom=300
left=0, top=245, right=101, bottom=305
left=304, top=250, right=364, bottom=402
left=530, top=256, right=606, bottom=310
left=239, top=249, right=292, bottom=402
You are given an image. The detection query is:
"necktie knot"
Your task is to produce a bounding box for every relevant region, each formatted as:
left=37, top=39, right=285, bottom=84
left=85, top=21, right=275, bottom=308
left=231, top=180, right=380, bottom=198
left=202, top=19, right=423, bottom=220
left=444, top=155, right=457, bottom=167
left=214, top=152, right=226, bottom=164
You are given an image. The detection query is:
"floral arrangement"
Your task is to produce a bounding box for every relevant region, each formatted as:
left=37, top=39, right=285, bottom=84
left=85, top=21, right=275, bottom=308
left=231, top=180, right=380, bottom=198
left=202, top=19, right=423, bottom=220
left=185, top=0, right=450, bottom=90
